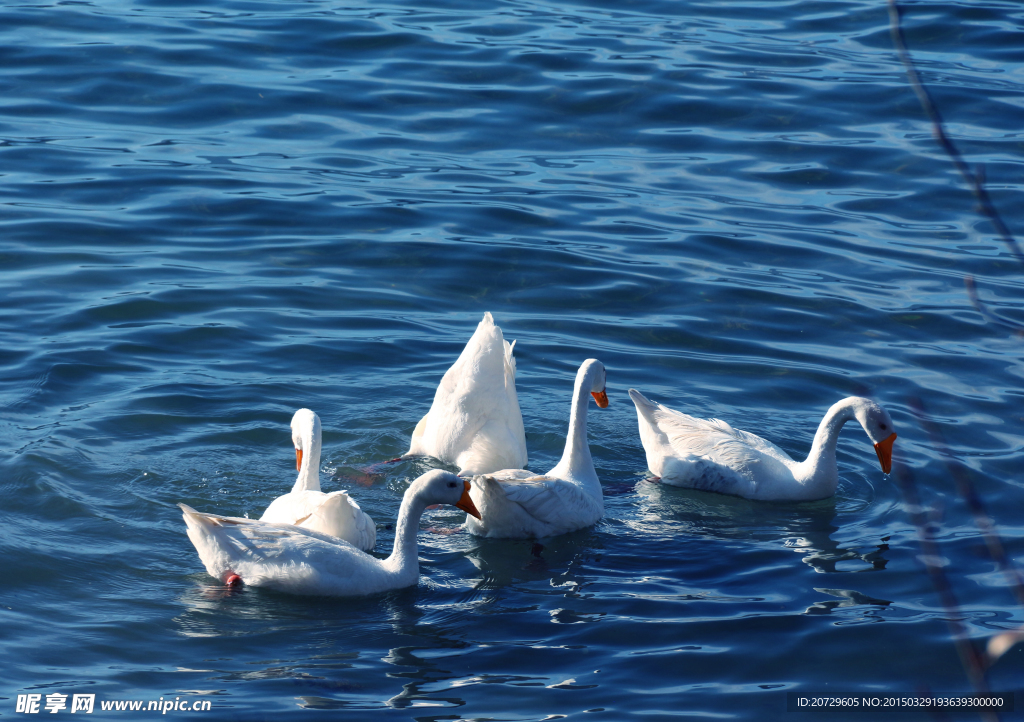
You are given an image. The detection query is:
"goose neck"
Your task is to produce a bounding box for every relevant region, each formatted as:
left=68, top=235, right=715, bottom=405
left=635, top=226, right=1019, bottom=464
left=553, top=366, right=597, bottom=480
left=797, top=398, right=856, bottom=488
left=382, top=487, right=427, bottom=578
left=291, top=429, right=322, bottom=494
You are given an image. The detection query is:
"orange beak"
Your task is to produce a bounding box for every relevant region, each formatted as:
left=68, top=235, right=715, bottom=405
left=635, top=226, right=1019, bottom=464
left=456, top=480, right=482, bottom=519
left=873, top=432, right=896, bottom=474
left=295, top=448, right=303, bottom=471
left=591, top=389, right=609, bottom=408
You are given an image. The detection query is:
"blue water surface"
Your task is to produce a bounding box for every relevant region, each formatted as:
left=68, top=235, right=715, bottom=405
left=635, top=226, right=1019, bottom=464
left=2, top=0, right=1024, bottom=719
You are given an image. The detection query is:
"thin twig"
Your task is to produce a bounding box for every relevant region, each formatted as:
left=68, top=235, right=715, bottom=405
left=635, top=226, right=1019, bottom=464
left=888, top=0, right=1023, bottom=262
left=965, top=277, right=1024, bottom=336
left=888, top=0, right=1024, bottom=330
left=892, top=463, right=997, bottom=720
left=910, top=398, right=1024, bottom=669
left=910, top=399, right=1024, bottom=609
left=891, top=0, right=1024, bottom=675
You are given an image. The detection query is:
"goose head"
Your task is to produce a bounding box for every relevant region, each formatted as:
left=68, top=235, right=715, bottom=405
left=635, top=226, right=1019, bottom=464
left=850, top=398, right=897, bottom=474
left=581, top=358, right=609, bottom=408
left=415, top=469, right=482, bottom=519
left=290, top=408, right=321, bottom=470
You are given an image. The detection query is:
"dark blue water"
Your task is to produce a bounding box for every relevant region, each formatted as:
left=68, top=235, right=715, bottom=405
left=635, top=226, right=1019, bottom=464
left=3, top=0, right=1024, bottom=719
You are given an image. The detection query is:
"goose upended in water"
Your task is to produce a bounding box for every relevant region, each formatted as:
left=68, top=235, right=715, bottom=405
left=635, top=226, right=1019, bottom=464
left=260, top=408, right=376, bottom=551
left=406, top=312, right=527, bottom=475
left=464, top=358, right=609, bottom=539
left=180, top=469, right=481, bottom=596
left=628, top=389, right=896, bottom=502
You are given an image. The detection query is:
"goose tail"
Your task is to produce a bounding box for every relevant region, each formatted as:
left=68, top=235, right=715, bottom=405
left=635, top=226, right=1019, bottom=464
left=628, top=388, right=659, bottom=417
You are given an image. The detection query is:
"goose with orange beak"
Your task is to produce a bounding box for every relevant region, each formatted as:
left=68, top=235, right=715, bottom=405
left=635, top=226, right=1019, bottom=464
left=181, top=470, right=480, bottom=596
left=463, top=358, right=610, bottom=538
left=261, top=409, right=376, bottom=551
left=629, top=391, right=896, bottom=502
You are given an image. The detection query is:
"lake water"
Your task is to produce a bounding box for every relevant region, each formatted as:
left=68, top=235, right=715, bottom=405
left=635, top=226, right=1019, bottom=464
left=3, top=0, right=1024, bottom=719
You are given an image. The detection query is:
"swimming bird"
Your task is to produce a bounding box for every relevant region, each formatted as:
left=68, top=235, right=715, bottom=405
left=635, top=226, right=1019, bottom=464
left=260, top=408, right=376, bottom=551
left=628, top=389, right=896, bottom=501
left=179, top=469, right=481, bottom=596
left=464, top=358, right=609, bottom=538
left=406, top=312, right=527, bottom=475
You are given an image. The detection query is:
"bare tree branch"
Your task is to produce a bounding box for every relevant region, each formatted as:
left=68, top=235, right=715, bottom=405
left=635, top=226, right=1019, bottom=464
left=965, top=277, right=1024, bottom=336
left=910, top=399, right=1024, bottom=607
left=910, top=398, right=1024, bottom=670
left=892, top=461, right=996, bottom=717
left=888, top=0, right=1024, bottom=331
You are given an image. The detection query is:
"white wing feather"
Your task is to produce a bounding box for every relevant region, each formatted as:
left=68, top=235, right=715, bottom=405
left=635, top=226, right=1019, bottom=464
left=629, top=389, right=796, bottom=497
left=650, top=403, right=795, bottom=467
left=261, top=489, right=376, bottom=551
left=464, top=473, right=602, bottom=538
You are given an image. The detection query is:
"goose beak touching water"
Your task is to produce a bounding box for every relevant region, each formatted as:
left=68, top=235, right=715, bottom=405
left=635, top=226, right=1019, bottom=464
left=873, top=433, right=896, bottom=475
left=181, top=469, right=480, bottom=597
left=628, top=390, right=896, bottom=502
left=850, top=397, right=897, bottom=475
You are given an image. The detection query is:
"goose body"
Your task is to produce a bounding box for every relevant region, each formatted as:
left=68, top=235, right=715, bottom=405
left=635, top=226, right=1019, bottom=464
left=180, top=469, right=480, bottom=596
left=628, top=389, right=896, bottom=502
left=260, top=409, right=376, bottom=551
left=465, top=359, right=609, bottom=538
left=406, top=312, right=527, bottom=475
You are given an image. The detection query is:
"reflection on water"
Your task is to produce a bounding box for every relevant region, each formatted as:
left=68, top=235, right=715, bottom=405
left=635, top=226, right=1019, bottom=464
left=463, top=531, right=600, bottom=591
left=805, top=588, right=892, bottom=617
left=787, top=535, right=890, bottom=575
left=632, top=479, right=892, bottom=577
left=174, top=582, right=451, bottom=711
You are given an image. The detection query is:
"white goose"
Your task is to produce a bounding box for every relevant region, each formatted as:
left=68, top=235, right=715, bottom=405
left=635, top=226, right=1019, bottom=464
left=180, top=469, right=481, bottom=596
left=628, top=389, right=897, bottom=502
left=464, top=358, right=609, bottom=539
left=406, top=312, right=527, bottom=475
left=260, top=408, right=376, bottom=551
